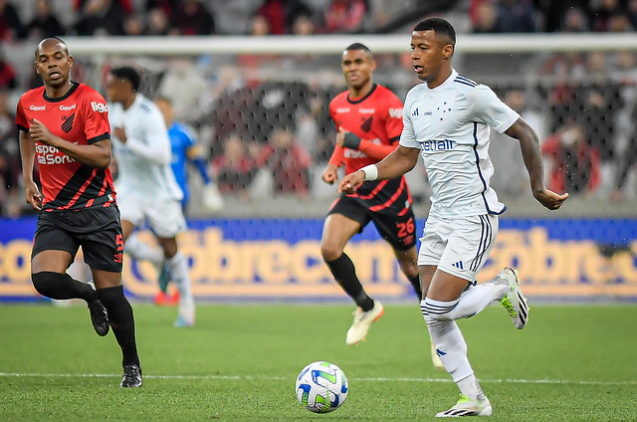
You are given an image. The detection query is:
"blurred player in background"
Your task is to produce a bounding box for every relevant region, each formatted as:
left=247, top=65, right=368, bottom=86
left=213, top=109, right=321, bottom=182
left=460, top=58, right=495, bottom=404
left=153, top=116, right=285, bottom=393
left=105, top=66, right=195, bottom=328
left=322, top=43, right=441, bottom=362
left=152, top=95, right=223, bottom=305
left=339, top=18, right=568, bottom=417
left=16, top=38, right=141, bottom=387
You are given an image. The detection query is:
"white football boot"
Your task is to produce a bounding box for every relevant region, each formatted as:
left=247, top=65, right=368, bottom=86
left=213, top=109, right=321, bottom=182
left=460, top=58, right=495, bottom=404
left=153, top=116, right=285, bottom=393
left=498, top=267, right=529, bottom=329
left=436, top=394, right=492, bottom=418
left=345, top=301, right=384, bottom=345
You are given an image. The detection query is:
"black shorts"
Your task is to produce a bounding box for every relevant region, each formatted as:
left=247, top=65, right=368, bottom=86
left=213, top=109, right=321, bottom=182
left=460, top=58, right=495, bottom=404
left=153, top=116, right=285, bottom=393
left=32, top=206, right=124, bottom=273
left=328, top=194, right=417, bottom=251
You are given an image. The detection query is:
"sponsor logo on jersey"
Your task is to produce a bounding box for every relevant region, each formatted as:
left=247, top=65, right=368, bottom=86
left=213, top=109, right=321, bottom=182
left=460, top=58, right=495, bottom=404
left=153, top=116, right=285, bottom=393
left=359, top=108, right=375, bottom=114
left=91, top=101, right=109, bottom=113
left=421, top=139, right=455, bottom=152
left=336, top=108, right=350, bottom=113
left=29, top=105, right=46, bottom=111
left=36, top=142, right=78, bottom=165
left=388, top=108, right=403, bottom=118
left=59, top=104, right=76, bottom=111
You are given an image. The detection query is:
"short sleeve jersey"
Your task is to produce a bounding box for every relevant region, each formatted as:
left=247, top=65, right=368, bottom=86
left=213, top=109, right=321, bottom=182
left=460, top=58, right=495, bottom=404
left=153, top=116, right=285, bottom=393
left=329, top=84, right=409, bottom=204
left=329, top=83, right=404, bottom=174
left=168, top=122, right=196, bottom=197
left=109, top=94, right=183, bottom=201
left=15, top=82, right=116, bottom=211
left=400, top=70, right=520, bottom=217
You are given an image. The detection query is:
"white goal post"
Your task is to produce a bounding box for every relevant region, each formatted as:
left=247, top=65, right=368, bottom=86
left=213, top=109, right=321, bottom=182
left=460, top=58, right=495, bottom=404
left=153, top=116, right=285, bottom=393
left=64, top=33, right=637, bottom=56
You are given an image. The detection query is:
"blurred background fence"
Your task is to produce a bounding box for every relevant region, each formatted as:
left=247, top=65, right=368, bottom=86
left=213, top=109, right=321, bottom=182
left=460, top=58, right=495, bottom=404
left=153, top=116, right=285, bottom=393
left=1, top=0, right=637, bottom=302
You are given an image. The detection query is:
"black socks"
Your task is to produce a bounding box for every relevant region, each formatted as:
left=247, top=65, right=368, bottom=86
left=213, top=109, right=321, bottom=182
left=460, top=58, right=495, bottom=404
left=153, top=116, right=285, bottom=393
left=326, top=253, right=374, bottom=312
left=31, top=271, right=98, bottom=302
left=97, top=286, right=140, bottom=367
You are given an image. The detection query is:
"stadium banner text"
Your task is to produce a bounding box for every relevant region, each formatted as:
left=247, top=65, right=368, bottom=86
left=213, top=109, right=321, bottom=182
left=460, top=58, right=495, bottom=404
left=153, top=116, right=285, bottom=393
left=0, top=218, right=636, bottom=302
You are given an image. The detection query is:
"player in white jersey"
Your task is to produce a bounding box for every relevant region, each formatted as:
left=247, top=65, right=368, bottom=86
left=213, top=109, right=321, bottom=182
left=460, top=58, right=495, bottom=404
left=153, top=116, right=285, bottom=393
left=339, top=18, right=568, bottom=418
left=105, top=66, right=195, bottom=328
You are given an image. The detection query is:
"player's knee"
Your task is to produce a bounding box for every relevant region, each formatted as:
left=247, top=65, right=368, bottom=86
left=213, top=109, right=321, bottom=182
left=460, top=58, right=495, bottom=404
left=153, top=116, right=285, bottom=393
left=320, top=243, right=343, bottom=262
left=31, top=271, right=65, bottom=297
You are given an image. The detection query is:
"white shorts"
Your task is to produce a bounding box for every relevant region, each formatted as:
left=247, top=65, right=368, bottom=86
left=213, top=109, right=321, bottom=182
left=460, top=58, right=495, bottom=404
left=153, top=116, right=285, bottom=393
left=417, top=214, right=498, bottom=282
left=117, top=192, right=187, bottom=238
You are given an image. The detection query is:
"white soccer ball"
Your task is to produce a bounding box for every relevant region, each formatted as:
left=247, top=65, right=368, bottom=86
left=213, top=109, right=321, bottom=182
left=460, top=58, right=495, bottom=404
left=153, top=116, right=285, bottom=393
left=295, top=361, right=348, bottom=413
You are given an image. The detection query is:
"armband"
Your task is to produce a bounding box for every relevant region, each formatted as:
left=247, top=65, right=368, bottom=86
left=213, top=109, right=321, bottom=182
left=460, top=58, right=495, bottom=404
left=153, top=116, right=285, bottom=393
left=342, top=132, right=362, bottom=150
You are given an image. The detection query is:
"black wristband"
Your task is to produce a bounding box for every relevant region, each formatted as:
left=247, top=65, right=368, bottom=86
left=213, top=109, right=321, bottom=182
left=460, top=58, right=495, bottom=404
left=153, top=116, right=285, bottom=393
left=342, top=132, right=362, bottom=150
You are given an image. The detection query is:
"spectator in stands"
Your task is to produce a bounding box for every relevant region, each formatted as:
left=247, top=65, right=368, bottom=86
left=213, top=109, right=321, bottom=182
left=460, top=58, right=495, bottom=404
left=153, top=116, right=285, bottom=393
left=0, top=50, right=17, bottom=91
left=123, top=14, right=145, bottom=36
left=0, top=89, right=20, bottom=216
left=212, top=133, right=256, bottom=196
left=561, top=6, right=589, bottom=32
left=73, top=0, right=132, bottom=36
left=493, top=0, right=537, bottom=33
left=170, top=0, right=215, bottom=35
left=257, top=127, right=312, bottom=196
left=629, top=0, right=637, bottom=29
left=542, top=122, right=600, bottom=195
left=472, top=1, right=498, bottom=33
left=255, top=0, right=313, bottom=35
left=145, top=0, right=179, bottom=15
left=26, top=0, right=66, bottom=39
left=489, top=88, right=543, bottom=198
left=322, top=0, right=368, bottom=34
left=248, top=14, right=270, bottom=36
left=292, top=13, right=316, bottom=35
left=145, top=7, right=170, bottom=36
left=576, top=51, right=622, bottom=188
left=590, top=0, right=625, bottom=32
left=0, top=0, right=25, bottom=40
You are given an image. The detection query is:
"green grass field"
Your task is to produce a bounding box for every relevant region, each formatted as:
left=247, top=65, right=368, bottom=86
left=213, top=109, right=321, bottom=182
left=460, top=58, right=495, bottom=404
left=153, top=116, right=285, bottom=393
left=1, top=303, right=636, bottom=421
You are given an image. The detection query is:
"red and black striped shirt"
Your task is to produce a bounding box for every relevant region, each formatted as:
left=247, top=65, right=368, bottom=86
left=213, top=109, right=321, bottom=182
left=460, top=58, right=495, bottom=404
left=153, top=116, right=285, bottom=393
left=16, top=82, right=117, bottom=212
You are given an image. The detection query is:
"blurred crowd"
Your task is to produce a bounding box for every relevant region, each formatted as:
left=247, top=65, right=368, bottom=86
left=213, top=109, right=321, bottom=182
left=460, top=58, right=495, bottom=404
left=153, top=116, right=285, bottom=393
left=2, top=0, right=637, bottom=217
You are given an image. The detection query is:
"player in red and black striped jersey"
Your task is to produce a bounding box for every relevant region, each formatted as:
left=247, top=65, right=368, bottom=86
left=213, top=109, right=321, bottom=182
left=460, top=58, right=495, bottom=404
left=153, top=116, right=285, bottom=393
left=321, top=43, right=423, bottom=346
left=16, top=38, right=141, bottom=387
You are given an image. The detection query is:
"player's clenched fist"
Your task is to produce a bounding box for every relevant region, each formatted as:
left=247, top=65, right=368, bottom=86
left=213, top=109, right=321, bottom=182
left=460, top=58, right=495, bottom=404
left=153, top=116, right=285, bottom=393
left=29, top=119, right=55, bottom=145
left=338, top=170, right=365, bottom=194
left=321, top=164, right=339, bottom=185
left=24, top=180, right=42, bottom=211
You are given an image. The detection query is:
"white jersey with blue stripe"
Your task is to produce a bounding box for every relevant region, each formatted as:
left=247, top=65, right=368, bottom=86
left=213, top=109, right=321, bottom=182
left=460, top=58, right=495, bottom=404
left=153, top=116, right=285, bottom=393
left=400, top=69, right=519, bottom=218
left=109, top=94, right=183, bottom=202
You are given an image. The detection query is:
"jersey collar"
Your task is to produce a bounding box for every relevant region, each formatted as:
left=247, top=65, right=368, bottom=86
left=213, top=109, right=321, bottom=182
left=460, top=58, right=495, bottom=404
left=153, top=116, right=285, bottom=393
left=43, top=81, right=79, bottom=102
left=425, top=69, right=458, bottom=92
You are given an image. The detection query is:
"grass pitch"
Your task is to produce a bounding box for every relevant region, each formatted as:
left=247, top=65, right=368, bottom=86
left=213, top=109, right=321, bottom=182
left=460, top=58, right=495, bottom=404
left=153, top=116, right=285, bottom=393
left=1, top=303, right=636, bottom=420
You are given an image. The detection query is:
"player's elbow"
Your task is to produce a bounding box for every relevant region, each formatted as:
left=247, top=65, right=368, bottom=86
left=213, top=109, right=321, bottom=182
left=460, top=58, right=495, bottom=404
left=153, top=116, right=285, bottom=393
left=95, top=154, right=111, bottom=169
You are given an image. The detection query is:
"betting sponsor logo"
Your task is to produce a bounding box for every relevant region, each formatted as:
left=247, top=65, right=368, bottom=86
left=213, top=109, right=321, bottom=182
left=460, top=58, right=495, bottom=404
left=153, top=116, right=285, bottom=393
left=35, top=142, right=77, bottom=165
left=388, top=108, right=403, bottom=118
left=59, top=104, right=76, bottom=111
left=91, top=101, right=108, bottom=113
left=29, top=105, right=46, bottom=111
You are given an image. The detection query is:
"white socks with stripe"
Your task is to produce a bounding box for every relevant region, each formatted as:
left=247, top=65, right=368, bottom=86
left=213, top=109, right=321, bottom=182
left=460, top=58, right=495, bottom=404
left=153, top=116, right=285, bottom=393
left=166, top=252, right=195, bottom=315
left=420, top=278, right=507, bottom=400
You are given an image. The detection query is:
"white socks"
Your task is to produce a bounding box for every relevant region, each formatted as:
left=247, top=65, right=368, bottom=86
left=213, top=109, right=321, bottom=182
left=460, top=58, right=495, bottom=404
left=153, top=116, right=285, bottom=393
left=125, top=234, right=163, bottom=266
left=423, top=314, right=473, bottom=382
left=420, top=276, right=509, bottom=400
left=165, top=252, right=195, bottom=315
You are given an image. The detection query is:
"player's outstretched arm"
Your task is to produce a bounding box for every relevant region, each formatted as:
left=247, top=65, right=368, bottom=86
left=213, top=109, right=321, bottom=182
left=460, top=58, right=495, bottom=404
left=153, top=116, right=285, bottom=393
left=505, top=118, right=569, bottom=210
left=19, top=130, right=42, bottom=211
left=338, top=145, right=419, bottom=194
left=29, top=119, right=112, bottom=168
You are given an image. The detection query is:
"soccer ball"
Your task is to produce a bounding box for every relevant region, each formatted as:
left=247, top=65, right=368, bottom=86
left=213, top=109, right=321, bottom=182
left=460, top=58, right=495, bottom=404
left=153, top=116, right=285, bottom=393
left=295, top=361, right=348, bottom=413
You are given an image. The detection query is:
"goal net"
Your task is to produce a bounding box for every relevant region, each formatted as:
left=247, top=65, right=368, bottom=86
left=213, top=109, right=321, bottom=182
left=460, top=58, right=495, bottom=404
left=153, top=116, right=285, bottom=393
left=60, top=33, right=637, bottom=218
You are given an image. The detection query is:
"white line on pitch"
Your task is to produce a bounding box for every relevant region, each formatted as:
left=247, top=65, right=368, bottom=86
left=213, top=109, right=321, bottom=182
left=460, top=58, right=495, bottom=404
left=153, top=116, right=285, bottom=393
left=0, top=372, right=635, bottom=386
